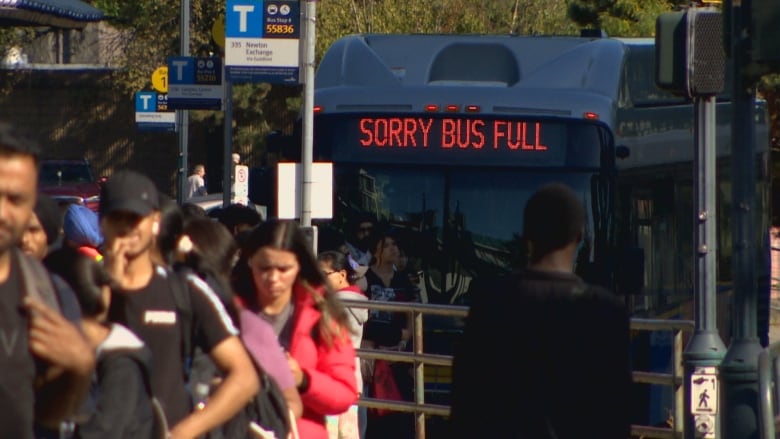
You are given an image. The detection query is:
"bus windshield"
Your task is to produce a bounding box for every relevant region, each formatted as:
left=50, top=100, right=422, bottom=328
left=320, top=166, right=609, bottom=306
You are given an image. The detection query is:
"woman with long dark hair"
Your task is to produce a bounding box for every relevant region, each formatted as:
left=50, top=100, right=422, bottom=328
left=234, top=220, right=358, bottom=439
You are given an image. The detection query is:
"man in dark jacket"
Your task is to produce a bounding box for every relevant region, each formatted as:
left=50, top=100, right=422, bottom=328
left=450, top=183, right=632, bottom=439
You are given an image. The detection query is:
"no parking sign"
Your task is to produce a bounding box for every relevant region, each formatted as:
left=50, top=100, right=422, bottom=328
left=233, top=165, right=249, bottom=205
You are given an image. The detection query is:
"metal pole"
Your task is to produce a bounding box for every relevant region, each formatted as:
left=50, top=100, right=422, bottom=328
left=684, top=95, right=726, bottom=439
left=222, top=75, right=233, bottom=208
left=177, top=0, right=190, bottom=204
left=721, top=0, right=761, bottom=437
left=300, top=0, right=316, bottom=227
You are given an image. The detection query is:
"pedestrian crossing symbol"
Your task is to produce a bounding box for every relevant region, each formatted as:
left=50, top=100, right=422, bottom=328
left=690, top=366, right=718, bottom=414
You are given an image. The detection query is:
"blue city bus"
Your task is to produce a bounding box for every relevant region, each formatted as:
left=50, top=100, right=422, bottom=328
left=261, top=32, right=771, bottom=425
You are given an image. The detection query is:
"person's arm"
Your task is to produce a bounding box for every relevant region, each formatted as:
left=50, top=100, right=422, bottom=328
left=24, top=297, right=95, bottom=429
left=169, top=276, right=259, bottom=438
left=287, top=333, right=358, bottom=415
left=169, top=336, right=259, bottom=439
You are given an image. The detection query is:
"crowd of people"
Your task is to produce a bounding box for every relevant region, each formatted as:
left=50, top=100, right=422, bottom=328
left=1, top=121, right=632, bottom=439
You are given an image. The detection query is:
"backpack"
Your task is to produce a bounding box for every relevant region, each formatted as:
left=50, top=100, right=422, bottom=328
left=129, top=354, right=169, bottom=439
left=166, top=267, right=292, bottom=439
left=17, top=248, right=61, bottom=312
left=23, top=251, right=168, bottom=439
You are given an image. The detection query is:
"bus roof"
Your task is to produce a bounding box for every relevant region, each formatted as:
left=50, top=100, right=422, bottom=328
left=315, top=33, right=654, bottom=122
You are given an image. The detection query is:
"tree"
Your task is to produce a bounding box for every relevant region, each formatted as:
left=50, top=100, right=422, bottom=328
left=317, top=0, right=577, bottom=63
left=567, top=0, right=676, bottom=36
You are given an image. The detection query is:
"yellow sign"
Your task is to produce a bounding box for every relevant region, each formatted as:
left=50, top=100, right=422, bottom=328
left=212, top=14, right=225, bottom=49
left=151, top=66, right=168, bottom=93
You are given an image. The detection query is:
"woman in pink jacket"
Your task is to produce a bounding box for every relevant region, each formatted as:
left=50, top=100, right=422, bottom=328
left=235, top=220, right=358, bottom=439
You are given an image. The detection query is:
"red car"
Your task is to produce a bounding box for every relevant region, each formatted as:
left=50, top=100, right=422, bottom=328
left=38, top=159, right=103, bottom=212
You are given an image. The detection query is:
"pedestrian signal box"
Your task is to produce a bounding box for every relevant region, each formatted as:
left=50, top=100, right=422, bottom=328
left=656, top=8, right=725, bottom=97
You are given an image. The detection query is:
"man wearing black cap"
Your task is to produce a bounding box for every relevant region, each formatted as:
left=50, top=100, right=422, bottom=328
left=99, top=170, right=259, bottom=438
left=449, top=183, right=631, bottom=439
left=0, top=123, right=94, bottom=439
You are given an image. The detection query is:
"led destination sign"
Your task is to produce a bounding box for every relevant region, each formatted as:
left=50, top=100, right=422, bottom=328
left=358, top=117, right=551, bottom=151
left=319, top=114, right=605, bottom=168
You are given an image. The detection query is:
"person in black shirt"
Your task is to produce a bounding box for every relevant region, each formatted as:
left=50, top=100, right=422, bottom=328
left=362, top=227, right=419, bottom=439
left=0, top=123, right=94, bottom=439
left=450, top=183, right=632, bottom=439
left=100, top=170, right=259, bottom=438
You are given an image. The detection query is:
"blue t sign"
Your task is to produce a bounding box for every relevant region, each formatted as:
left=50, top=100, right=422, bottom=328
left=226, top=0, right=264, bottom=38
left=168, top=56, right=195, bottom=84
left=135, top=91, right=157, bottom=112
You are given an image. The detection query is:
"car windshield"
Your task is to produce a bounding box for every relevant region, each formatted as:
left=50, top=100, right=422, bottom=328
left=39, top=163, right=94, bottom=185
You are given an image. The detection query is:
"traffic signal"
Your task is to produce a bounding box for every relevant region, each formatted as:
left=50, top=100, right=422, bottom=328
left=656, top=8, right=725, bottom=97
left=656, top=11, right=686, bottom=94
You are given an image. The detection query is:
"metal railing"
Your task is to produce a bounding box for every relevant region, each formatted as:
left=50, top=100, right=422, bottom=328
left=758, top=341, right=780, bottom=439
left=344, top=300, right=694, bottom=439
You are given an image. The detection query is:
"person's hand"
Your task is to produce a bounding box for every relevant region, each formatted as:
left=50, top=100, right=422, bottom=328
left=103, top=238, right=130, bottom=285
left=286, top=352, right=303, bottom=386
left=24, top=296, right=94, bottom=376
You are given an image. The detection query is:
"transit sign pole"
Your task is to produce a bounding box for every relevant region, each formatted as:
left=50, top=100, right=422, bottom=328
left=300, top=0, right=316, bottom=228
left=720, top=0, right=762, bottom=437
left=177, top=0, right=190, bottom=204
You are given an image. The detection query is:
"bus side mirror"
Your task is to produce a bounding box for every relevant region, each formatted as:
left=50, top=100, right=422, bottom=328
left=617, top=247, right=644, bottom=295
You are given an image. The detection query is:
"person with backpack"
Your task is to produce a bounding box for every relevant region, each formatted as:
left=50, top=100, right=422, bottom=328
left=0, top=123, right=95, bottom=439
left=48, top=250, right=165, bottom=439
left=234, top=220, right=358, bottom=439
left=99, top=170, right=259, bottom=439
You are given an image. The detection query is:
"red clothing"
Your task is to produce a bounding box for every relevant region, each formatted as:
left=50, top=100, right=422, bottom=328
left=289, top=282, right=358, bottom=439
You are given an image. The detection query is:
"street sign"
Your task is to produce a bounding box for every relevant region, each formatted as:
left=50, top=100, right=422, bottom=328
left=167, top=56, right=224, bottom=110
left=151, top=66, right=169, bottom=93
left=135, top=91, right=175, bottom=132
left=233, top=164, right=249, bottom=205
left=691, top=366, right=718, bottom=415
left=224, top=0, right=300, bottom=83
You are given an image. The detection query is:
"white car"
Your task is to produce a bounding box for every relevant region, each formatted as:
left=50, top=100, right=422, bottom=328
left=184, top=193, right=266, bottom=218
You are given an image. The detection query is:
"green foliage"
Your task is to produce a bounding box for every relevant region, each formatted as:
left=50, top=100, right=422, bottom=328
left=567, top=0, right=675, bottom=37
left=317, top=0, right=577, bottom=63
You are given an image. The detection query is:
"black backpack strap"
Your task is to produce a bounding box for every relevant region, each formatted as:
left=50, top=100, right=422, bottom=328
left=165, top=266, right=193, bottom=374
left=16, top=248, right=60, bottom=313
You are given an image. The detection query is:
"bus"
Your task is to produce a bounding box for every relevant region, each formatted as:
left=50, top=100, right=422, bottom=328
left=261, top=32, right=771, bottom=425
